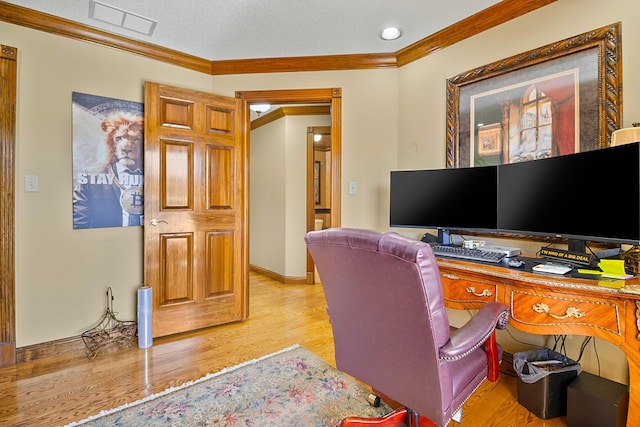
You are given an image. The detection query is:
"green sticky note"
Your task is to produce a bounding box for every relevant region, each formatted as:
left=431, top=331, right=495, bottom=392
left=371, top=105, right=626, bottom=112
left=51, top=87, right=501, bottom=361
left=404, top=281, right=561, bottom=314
left=577, top=269, right=602, bottom=275
left=598, top=259, right=627, bottom=275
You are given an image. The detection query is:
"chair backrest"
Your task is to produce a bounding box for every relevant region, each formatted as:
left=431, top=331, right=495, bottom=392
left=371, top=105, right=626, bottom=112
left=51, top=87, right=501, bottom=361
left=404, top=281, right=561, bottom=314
left=305, top=228, right=453, bottom=421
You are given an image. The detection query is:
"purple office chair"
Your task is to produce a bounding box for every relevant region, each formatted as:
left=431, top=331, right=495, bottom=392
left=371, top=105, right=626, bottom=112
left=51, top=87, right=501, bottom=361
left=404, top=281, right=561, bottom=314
left=305, top=228, right=510, bottom=427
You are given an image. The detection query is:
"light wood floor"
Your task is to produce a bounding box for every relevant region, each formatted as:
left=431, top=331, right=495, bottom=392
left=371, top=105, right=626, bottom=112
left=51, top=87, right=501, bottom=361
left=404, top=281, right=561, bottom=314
left=0, top=272, right=566, bottom=427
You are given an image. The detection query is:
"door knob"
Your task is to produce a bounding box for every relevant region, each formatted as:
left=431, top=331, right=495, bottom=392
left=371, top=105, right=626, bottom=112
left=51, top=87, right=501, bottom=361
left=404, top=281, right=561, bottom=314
left=150, top=218, right=168, bottom=226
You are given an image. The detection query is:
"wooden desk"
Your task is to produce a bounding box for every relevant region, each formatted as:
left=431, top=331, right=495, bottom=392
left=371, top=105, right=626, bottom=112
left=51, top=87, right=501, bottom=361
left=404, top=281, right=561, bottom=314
left=436, top=257, right=640, bottom=426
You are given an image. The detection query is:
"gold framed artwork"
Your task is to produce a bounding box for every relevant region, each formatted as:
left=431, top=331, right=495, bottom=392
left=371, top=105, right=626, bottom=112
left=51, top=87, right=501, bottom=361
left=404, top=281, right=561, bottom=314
left=446, top=22, right=621, bottom=168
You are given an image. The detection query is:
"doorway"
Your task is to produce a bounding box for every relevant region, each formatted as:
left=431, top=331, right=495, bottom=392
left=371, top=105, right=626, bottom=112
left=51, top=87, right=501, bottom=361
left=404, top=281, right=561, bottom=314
left=308, top=125, right=331, bottom=283
left=239, top=88, right=342, bottom=284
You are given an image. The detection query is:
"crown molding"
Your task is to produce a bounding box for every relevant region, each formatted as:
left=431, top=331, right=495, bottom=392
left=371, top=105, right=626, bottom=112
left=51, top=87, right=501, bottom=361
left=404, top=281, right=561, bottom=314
left=396, top=0, right=558, bottom=66
left=0, top=0, right=556, bottom=75
left=0, top=1, right=211, bottom=74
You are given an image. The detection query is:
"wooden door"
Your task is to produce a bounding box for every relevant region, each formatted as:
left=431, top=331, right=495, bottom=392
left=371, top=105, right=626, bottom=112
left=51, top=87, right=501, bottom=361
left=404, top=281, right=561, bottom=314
left=144, top=82, right=248, bottom=337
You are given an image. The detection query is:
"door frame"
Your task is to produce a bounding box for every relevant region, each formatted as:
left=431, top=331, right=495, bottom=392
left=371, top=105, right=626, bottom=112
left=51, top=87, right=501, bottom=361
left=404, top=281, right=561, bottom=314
left=237, top=88, right=342, bottom=284
left=0, top=44, right=17, bottom=367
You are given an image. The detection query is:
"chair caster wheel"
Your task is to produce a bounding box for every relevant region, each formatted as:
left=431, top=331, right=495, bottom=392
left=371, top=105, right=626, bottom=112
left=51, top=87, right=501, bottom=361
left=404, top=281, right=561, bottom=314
left=367, top=393, right=381, bottom=407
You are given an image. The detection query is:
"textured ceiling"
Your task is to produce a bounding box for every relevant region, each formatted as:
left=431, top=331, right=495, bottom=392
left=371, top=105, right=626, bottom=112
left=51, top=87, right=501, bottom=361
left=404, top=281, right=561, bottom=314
left=4, top=0, right=502, bottom=61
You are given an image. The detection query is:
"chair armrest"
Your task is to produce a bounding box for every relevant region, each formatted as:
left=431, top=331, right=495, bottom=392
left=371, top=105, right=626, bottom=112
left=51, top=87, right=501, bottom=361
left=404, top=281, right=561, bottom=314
left=439, top=302, right=509, bottom=360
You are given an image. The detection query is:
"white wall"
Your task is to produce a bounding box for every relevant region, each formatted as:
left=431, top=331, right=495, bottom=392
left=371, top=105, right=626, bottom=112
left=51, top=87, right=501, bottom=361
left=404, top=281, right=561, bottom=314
left=249, top=119, right=286, bottom=275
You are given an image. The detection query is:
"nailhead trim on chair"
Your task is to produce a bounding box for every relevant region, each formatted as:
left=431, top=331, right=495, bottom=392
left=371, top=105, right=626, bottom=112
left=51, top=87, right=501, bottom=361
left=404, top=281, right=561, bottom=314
left=439, top=330, right=492, bottom=362
left=445, top=375, right=488, bottom=427
left=439, top=311, right=509, bottom=362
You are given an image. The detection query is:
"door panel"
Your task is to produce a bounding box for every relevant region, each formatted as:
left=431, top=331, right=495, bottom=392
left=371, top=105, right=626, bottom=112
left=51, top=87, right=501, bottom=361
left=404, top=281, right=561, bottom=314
left=145, top=82, right=247, bottom=338
left=208, top=146, right=234, bottom=209
left=160, top=233, right=193, bottom=304
left=206, top=231, right=234, bottom=296
left=162, top=139, right=193, bottom=208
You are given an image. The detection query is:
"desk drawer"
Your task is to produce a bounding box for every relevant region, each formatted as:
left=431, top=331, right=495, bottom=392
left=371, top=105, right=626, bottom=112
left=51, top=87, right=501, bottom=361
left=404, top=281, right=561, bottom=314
left=441, top=272, right=498, bottom=309
left=507, top=286, right=623, bottom=341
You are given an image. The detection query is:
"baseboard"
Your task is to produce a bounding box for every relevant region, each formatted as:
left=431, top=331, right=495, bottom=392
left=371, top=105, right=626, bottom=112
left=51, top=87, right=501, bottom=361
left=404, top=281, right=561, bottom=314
left=16, top=333, right=140, bottom=363
left=249, top=264, right=307, bottom=284
left=16, top=335, right=86, bottom=363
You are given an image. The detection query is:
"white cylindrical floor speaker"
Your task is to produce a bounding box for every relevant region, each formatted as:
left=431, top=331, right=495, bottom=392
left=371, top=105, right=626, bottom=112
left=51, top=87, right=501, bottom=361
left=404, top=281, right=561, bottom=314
left=137, top=286, right=153, bottom=348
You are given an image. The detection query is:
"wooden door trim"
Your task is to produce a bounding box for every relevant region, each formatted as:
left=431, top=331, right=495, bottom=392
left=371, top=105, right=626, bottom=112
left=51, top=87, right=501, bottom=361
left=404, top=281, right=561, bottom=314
left=237, top=88, right=342, bottom=284
left=306, top=128, right=314, bottom=283
left=0, top=45, right=17, bottom=368
left=237, top=88, right=342, bottom=228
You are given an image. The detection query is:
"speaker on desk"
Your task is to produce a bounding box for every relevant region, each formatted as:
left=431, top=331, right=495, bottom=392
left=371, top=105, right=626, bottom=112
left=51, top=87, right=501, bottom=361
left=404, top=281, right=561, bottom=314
left=421, top=232, right=439, bottom=245
left=566, top=372, right=628, bottom=427
left=420, top=230, right=451, bottom=246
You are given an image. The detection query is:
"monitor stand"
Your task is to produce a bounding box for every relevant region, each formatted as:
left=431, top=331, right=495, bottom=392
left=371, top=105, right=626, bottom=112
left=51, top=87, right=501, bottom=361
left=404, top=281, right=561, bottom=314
left=438, top=228, right=451, bottom=245
left=568, top=238, right=587, bottom=254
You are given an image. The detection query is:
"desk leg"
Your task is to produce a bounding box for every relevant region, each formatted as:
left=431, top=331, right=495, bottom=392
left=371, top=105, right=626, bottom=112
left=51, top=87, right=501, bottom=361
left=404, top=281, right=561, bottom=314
left=626, top=358, right=640, bottom=427
left=621, top=302, right=640, bottom=427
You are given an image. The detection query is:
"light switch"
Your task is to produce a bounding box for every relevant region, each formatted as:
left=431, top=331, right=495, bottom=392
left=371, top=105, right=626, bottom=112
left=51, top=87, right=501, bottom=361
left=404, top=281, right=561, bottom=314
left=349, top=180, right=358, bottom=195
left=25, top=175, right=38, bottom=192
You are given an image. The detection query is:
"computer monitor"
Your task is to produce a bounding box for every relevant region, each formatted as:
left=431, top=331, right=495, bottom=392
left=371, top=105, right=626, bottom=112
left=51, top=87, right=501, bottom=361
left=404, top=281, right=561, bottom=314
left=390, top=166, right=498, bottom=233
left=497, top=142, right=640, bottom=248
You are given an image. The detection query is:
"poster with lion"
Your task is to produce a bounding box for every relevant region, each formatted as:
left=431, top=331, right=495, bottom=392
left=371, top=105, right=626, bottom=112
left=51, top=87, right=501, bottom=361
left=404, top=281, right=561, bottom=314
left=72, top=92, right=144, bottom=229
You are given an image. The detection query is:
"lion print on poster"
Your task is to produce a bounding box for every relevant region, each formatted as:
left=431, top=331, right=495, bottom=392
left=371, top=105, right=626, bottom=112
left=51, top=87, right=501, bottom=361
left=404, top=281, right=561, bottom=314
left=72, top=92, right=144, bottom=229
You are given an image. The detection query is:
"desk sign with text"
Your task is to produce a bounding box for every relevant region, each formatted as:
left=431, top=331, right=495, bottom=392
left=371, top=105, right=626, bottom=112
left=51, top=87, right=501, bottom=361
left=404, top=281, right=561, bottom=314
left=539, top=248, right=593, bottom=265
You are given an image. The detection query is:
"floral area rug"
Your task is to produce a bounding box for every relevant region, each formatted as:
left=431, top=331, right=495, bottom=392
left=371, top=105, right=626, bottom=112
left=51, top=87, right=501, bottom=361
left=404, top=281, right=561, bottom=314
left=64, top=344, right=392, bottom=426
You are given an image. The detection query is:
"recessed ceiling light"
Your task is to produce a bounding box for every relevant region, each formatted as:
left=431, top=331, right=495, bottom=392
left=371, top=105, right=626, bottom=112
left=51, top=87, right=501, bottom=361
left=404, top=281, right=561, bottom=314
left=379, top=27, right=403, bottom=41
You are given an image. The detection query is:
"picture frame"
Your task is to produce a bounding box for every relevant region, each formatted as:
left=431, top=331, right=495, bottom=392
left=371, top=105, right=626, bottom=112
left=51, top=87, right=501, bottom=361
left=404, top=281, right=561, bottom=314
left=477, top=123, right=502, bottom=156
left=72, top=92, right=144, bottom=229
left=446, top=22, right=622, bottom=168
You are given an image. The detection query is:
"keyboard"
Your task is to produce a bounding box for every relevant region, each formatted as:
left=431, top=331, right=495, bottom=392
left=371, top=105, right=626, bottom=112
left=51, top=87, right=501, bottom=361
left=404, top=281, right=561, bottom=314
left=431, top=245, right=507, bottom=263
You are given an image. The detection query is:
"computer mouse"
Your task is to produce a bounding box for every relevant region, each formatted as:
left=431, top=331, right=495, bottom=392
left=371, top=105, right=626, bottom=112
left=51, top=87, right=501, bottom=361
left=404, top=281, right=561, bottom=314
left=508, top=259, right=525, bottom=268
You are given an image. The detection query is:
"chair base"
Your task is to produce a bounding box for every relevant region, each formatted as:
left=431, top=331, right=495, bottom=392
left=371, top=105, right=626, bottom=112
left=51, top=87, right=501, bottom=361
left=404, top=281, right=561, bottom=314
left=340, top=407, right=437, bottom=427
